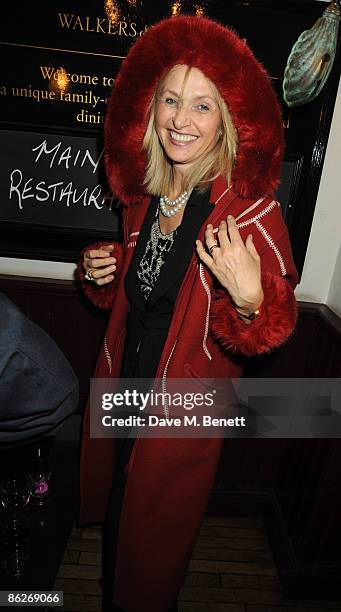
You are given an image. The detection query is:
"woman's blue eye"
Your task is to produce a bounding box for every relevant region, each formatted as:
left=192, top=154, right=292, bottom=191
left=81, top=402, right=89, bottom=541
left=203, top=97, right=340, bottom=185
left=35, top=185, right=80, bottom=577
left=196, top=103, right=210, bottom=112
left=165, top=97, right=178, bottom=106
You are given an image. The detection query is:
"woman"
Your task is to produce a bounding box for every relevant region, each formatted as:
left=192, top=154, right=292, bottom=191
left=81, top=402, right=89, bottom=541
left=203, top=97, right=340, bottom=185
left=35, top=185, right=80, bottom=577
left=77, top=16, right=298, bottom=612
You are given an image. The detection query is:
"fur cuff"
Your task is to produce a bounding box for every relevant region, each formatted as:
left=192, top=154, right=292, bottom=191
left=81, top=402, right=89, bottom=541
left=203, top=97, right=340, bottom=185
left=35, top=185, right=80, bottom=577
left=77, top=241, right=124, bottom=309
left=210, top=272, right=297, bottom=356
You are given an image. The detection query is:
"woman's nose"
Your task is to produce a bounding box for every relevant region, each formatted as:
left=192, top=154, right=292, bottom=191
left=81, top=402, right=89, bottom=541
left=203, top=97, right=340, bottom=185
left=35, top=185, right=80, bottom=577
left=172, top=105, right=191, bottom=130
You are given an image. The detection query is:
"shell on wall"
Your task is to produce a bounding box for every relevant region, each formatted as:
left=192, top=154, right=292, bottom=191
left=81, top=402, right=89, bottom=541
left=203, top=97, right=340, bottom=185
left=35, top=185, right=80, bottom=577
left=283, top=1, right=340, bottom=108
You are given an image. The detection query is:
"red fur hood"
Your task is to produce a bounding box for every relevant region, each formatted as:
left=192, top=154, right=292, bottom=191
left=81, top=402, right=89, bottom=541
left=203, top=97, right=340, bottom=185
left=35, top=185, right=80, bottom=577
left=104, top=16, right=284, bottom=206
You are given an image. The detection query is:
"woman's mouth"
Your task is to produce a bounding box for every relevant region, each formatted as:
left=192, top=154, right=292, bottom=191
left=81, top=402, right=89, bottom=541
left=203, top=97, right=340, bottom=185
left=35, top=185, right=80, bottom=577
left=169, top=130, right=199, bottom=145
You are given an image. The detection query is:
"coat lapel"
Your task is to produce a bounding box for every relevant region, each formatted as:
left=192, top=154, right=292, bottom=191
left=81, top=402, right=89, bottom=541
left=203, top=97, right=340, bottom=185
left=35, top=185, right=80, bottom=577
left=154, top=186, right=239, bottom=376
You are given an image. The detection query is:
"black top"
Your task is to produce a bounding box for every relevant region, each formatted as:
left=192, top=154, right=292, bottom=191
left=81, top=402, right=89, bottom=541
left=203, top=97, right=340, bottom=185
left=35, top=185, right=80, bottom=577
left=121, top=188, right=213, bottom=379
left=137, top=208, right=179, bottom=301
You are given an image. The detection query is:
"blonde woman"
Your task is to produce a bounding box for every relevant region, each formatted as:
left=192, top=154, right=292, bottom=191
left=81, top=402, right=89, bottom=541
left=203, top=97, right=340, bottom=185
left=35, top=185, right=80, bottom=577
left=78, top=16, right=298, bottom=612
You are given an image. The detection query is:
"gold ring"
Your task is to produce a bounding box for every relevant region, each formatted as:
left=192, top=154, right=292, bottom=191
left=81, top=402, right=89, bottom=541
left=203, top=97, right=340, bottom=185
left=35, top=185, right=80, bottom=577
left=209, top=243, right=219, bottom=254
left=85, top=268, right=96, bottom=282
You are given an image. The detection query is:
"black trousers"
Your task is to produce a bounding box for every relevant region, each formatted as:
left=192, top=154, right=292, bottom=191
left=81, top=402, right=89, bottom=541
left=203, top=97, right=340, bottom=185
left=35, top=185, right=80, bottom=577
left=101, top=436, right=133, bottom=612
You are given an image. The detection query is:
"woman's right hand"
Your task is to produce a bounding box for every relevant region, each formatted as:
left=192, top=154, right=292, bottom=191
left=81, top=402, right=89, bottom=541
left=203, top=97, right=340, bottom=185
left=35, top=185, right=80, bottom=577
left=83, top=245, right=117, bottom=286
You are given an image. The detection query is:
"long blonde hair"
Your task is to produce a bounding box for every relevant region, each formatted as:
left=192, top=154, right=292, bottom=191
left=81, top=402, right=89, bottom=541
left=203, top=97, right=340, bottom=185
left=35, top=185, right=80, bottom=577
left=142, top=65, right=238, bottom=196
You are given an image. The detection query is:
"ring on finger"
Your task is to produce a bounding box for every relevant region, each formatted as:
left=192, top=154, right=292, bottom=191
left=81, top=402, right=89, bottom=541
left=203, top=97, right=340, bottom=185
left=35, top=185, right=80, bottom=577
left=209, top=242, right=219, bottom=254
left=85, top=268, right=96, bottom=282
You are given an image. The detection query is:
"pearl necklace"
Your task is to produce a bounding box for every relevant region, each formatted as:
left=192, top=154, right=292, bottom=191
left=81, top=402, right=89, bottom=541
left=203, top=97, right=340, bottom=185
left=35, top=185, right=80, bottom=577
left=159, top=190, right=190, bottom=217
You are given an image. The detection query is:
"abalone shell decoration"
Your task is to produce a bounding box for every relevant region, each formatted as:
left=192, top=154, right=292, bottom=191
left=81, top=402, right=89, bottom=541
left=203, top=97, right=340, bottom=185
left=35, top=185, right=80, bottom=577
left=283, top=1, right=340, bottom=108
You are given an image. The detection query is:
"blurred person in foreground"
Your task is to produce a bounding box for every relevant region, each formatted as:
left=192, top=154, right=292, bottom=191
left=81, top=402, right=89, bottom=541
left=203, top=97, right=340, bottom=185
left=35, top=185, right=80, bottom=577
left=0, top=291, right=78, bottom=445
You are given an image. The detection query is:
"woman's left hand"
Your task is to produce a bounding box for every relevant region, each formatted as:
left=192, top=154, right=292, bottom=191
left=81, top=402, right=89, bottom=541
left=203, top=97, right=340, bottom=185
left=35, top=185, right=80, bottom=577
left=196, top=215, right=264, bottom=314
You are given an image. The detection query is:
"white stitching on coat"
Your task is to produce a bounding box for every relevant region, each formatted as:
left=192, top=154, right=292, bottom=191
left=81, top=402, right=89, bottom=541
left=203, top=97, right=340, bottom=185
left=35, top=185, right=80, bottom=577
left=199, top=263, right=212, bottom=361
left=235, top=197, right=266, bottom=222
left=162, top=340, right=177, bottom=417
left=103, top=335, right=112, bottom=374
left=211, top=200, right=278, bottom=235
left=215, top=185, right=232, bottom=205
left=210, top=199, right=286, bottom=274
left=236, top=200, right=279, bottom=229
left=255, top=220, right=287, bottom=275
left=127, top=231, right=140, bottom=247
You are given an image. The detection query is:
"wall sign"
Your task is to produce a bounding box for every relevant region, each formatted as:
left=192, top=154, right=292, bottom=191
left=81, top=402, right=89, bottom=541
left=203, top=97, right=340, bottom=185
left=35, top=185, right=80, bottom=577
left=0, top=129, right=120, bottom=261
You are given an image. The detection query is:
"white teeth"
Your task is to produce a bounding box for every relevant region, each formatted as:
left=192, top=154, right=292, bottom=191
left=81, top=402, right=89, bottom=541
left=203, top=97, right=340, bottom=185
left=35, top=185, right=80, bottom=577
left=170, top=130, right=198, bottom=142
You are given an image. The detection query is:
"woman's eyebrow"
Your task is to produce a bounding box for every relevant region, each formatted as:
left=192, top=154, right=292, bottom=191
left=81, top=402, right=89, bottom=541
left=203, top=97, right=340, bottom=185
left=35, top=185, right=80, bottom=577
left=195, top=95, right=215, bottom=101
left=161, top=89, right=215, bottom=101
left=161, top=88, right=180, bottom=97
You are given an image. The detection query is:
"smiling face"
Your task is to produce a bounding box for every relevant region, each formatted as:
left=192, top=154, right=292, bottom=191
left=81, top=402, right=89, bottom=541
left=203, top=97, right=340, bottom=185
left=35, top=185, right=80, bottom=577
left=154, top=65, right=222, bottom=174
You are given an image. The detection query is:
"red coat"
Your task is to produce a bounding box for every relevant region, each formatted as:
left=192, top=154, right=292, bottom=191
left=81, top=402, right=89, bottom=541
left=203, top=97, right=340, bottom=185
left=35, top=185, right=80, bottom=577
left=77, top=16, right=298, bottom=611
left=78, top=176, right=297, bottom=611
